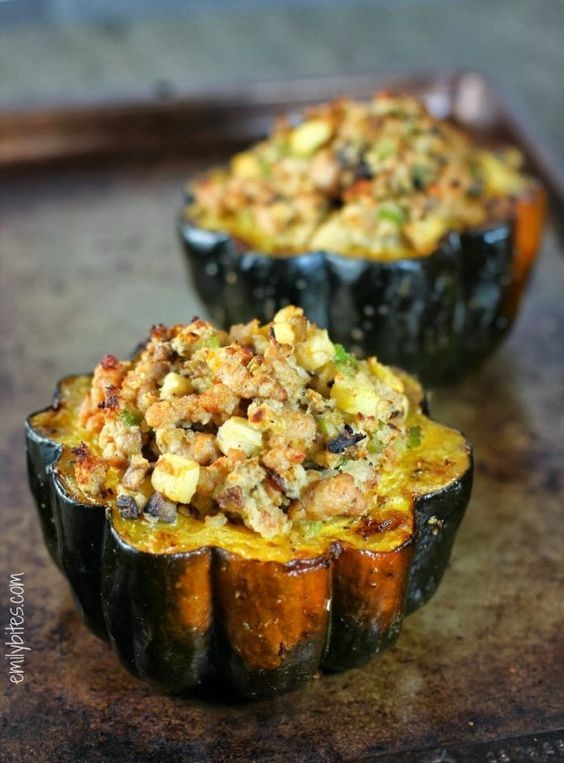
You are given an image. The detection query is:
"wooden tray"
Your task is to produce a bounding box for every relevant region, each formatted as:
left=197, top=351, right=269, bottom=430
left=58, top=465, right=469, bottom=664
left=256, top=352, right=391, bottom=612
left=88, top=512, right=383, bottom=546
left=2, top=71, right=563, bottom=762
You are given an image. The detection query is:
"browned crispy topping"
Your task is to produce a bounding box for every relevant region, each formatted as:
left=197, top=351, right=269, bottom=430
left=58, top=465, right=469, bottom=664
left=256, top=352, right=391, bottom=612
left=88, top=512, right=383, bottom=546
left=76, top=308, right=411, bottom=538
left=71, top=441, right=89, bottom=459
left=101, top=354, right=119, bottom=370
left=187, top=93, right=530, bottom=260
left=356, top=513, right=405, bottom=539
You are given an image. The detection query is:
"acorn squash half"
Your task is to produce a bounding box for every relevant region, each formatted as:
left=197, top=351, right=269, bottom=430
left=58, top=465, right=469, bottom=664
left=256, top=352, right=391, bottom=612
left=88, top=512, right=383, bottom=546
left=26, top=370, right=471, bottom=699
left=180, top=188, right=544, bottom=386
left=180, top=93, right=545, bottom=385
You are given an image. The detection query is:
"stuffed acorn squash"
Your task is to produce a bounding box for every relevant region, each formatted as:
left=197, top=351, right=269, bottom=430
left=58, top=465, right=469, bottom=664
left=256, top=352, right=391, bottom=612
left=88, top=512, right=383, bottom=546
left=26, top=308, right=472, bottom=698
left=180, top=93, right=545, bottom=385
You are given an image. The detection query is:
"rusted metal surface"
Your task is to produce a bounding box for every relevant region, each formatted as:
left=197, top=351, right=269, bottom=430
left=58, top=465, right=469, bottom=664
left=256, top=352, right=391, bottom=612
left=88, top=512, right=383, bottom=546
left=1, top=76, right=564, bottom=760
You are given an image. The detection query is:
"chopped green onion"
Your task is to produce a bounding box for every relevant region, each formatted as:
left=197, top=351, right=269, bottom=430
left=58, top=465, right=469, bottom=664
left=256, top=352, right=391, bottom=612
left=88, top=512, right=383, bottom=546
left=467, top=164, right=484, bottom=197
left=194, top=334, right=221, bottom=350
left=318, top=417, right=337, bottom=437
left=259, top=159, right=272, bottom=178
left=334, top=344, right=349, bottom=363
left=334, top=343, right=358, bottom=370
left=374, top=139, right=394, bottom=160
left=376, top=203, right=406, bottom=226
left=238, top=209, right=254, bottom=228
left=367, top=437, right=384, bottom=455
left=203, top=334, right=221, bottom=348
left=119, top=409, right=143, bottom=427
left=247, top=356, right=261, bottom=375
left=303, top=520, right=324, bottom=539
left=411, top=165, right=431, bottom=190
left=407, top=425, right=423, bottom=449
left=273, top=138, right=289, bottom=156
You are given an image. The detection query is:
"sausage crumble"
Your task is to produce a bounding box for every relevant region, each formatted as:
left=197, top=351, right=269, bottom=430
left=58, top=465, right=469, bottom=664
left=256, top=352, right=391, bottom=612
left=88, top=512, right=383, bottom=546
left=77, top=308, right=411, bottom=538
left=187, top=93, right=531, bottom=259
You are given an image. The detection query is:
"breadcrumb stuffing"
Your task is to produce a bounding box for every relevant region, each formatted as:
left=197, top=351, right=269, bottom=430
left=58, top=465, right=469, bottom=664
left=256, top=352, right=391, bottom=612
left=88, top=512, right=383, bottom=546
left=78, top=308, right=410, bottom=538
left=187, top=93, right=531, bottom=259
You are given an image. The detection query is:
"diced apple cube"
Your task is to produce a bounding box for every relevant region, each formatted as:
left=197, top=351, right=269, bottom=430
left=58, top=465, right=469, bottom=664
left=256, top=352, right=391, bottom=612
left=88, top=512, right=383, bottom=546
left=272, top=322, right=295, bottom=345
left=296, top=329, right=335, bottom=371
left=216, top=417, right=263, bottom=456
left=290, top=119, right=333, bottom=156
left=330, top=373, right=385, bottom=418
left=151, top=454, right=200, bottom=504
left=160, top=372, right=191, bottom=399
left=231, top=151, right=262, bottom=179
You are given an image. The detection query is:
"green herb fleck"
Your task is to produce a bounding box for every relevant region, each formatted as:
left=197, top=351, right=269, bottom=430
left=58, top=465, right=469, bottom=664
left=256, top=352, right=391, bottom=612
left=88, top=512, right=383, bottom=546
left=411, top=164, right=431, bottom=190
left=272, top=138, right=289, bottom=157
left=334, top=344, right=358, bottom=370
left=238, top=209, right=254, bottom=229
left=194, top=334, right=221, bottom=350
left=334, top=344, right=349, bottom=363
left=407, top=425, right=423, bottom=449
left=318, top=417, right=338, bottom=438
left=367, top=437, right=384, bottom=455
left=467, top=162, right=485, bottom=197
left=259, top=159, right=272, bottom=178
left=303, top=521, right=324, bottom=539
left=374, top=139, right=394, bottom=160
left=376, top=203, right=406, bottom=226
left=247, top=356, right=261, bottom=375
left=119, top=409, right=143, bottom=427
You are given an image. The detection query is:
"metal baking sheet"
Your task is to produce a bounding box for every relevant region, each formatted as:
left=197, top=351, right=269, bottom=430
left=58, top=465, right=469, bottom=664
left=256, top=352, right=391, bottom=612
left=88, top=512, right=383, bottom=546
left=1, top=71, right=563, bottom=761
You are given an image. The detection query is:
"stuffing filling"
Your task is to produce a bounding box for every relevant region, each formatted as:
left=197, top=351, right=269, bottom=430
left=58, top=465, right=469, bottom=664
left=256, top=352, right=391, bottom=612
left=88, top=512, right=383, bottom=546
left=75, top=308, right=415, bottom=539
left=187, top=93, right=531, bottom=259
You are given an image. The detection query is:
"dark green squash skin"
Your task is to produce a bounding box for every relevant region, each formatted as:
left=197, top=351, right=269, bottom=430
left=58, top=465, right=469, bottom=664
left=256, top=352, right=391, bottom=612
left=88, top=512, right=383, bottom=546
left=405, top=452, right=473, bottom=613
left=179, top=220, right=520, bottom=386
left=26, top=422, right=63, bottom=569
left=25, top=379, right=472, bottom=699
left=102, top=529, right=214, bottom=693
left=25, top=392, right=108, bottom=640
left=49, top=473, right=108, bottom=639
